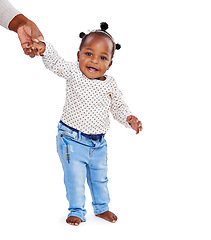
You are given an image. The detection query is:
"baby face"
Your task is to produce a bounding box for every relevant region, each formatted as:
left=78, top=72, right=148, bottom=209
left=77, top=34, right=113, bottom=80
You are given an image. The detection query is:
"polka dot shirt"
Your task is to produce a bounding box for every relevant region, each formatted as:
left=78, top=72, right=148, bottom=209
left=42, top=42, right=132, bottom=135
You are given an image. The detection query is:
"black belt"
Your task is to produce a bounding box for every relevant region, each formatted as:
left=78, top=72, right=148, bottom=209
left=59, top=121, right=105, bottom=140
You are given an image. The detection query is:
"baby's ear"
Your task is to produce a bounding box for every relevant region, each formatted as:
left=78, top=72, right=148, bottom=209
left=108, top=60, right=113, bottom=69
left=77, top=51, right=80, bottom=61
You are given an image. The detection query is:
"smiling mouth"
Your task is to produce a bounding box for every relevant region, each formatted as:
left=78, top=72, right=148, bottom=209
left=87, top=67, right=99, bottom=73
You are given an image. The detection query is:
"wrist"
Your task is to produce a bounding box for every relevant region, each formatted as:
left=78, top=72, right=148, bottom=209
left=8, top=14, right=28, bottom=32
left=40, top=42, right=46, bottom=56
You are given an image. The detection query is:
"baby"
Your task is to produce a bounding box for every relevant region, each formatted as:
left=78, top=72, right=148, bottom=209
left=28, top=22, right=142, bottom=226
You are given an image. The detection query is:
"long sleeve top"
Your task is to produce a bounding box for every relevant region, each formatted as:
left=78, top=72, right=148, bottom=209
left=0, top=0, right=20, bottom=29
left=42, top=42, right=132, bottom=135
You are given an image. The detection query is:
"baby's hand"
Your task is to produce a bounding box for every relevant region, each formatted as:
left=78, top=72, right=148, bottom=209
left=26, top=39, right=46, bottom=57
left=127, top=115, right=143, bottom=134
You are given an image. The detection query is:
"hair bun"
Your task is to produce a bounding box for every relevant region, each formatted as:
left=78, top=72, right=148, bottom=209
left=79, top=32, right=86, bottom=38
left=100, top=22, right=109, bottom=31
left=116, top=43, right=121, bottom=50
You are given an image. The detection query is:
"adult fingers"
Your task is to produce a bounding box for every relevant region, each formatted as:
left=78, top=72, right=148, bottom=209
left=28, top=51, right=36, bottom=58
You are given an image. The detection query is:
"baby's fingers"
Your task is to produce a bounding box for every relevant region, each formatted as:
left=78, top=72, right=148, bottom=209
left=28, top=50, right=36, bottom=58
left=26, top=43, right=42, bottom=57
left=139, top=121, right=143, bottom=131
left=24, top=46, right=34, bottom=57
left=136, top=123, right=140, bottom=134
left=136, top=121, right=143, bottom=134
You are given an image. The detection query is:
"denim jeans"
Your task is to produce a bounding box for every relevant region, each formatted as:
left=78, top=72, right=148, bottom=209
left=56, top=122, right=110, bottom=222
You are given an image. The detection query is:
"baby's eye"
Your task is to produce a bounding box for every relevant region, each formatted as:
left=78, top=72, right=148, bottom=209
left=101, top=56, right=107, bottom=60
left=86, top=52, right=92, bottom=56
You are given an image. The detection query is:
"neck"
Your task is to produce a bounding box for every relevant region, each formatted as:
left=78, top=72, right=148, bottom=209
left=96, top=75, right=106, bottom=81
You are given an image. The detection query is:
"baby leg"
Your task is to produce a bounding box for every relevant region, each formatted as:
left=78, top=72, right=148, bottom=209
left=87, top=145, right=117, bottom=223
left=63, top=159, right=87, bottom=225
left=57, top=134, right=87, bottom=225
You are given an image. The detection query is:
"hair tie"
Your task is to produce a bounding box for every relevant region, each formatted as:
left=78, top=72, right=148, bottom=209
left=100, top=22, right=109, bottom=31
left=79, top=32, right=86, bottom=38
left=116, top=43, right=121, bottom=50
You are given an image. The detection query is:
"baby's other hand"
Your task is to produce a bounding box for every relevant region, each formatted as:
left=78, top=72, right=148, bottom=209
left=26, top=40, right=46, bottom=57
left=127, top=115, right=143, bottom=134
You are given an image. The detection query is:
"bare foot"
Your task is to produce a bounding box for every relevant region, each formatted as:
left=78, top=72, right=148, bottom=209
left=96, top=211, right=118, bottom=223
left=66, top=216, right=82, bottom=226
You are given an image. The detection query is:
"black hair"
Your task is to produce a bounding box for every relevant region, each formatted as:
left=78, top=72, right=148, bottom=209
left=79, top=22, right=121, bottom=58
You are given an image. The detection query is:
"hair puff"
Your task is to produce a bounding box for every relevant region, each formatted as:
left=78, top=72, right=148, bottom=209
left=100, top=22, right=109, bottom=31
left=116, top=43, right=121, bottom=50
left=79, top=32, right=86, bottom=38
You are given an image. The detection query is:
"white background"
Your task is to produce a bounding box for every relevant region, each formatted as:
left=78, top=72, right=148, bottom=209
left=0, top=0, right=211, bottom=239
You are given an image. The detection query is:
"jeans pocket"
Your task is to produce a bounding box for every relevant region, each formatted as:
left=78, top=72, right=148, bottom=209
left=57, top=133, right=71, bottom=164
left=62, top=135, right=73, bottom=164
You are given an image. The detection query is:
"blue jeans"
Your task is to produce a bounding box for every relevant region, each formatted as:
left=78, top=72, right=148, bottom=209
left=56, top=122, right=110, bottom=222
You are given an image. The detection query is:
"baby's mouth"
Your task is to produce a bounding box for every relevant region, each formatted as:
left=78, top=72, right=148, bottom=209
left=87, top=66, right=99, bottom=73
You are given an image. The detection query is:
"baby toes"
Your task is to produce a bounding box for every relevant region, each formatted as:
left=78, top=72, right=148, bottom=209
left=66, top=216, right=82, bottom=226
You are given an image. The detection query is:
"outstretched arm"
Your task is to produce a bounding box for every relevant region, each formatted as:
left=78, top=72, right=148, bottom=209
left=110, top=80, right=142, bottom=134
left=28, top=40, right=73, bottom=80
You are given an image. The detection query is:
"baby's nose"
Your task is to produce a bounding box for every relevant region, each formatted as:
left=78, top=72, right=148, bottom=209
left=91, top=56, right=99, bottom=63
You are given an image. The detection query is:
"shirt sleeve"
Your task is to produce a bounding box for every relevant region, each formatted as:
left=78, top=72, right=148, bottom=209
left=0, top=0, right=20, bottom=29
left=110, top=79, right=133, bottom=129
left=42, top=42, right=73, bottom=80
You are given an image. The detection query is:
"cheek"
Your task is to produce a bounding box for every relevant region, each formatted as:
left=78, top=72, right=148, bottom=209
left=78, top=58, right=87, bottom=68
left=101, top=64, right=109, bottom=72
left=105, top=62, right=112, bottom=70
left=102, top=60, right=111, bottom=68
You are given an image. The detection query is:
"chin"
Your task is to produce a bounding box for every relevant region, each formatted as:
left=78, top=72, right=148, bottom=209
left=85, top=71, right=102, bottom=79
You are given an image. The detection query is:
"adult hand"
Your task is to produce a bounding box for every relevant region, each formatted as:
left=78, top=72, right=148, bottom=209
left=9, top=14, right=44, bottom=57
left=17, top=22, right=44, bottom=58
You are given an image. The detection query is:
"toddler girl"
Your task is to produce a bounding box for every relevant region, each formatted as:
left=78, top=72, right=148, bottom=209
left=28, top=22, right=142, bottom=226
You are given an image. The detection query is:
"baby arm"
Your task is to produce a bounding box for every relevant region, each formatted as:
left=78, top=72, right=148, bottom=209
left=110, top=80, right=142, bottom=134
left=27, top=40, right=73, bottom=79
